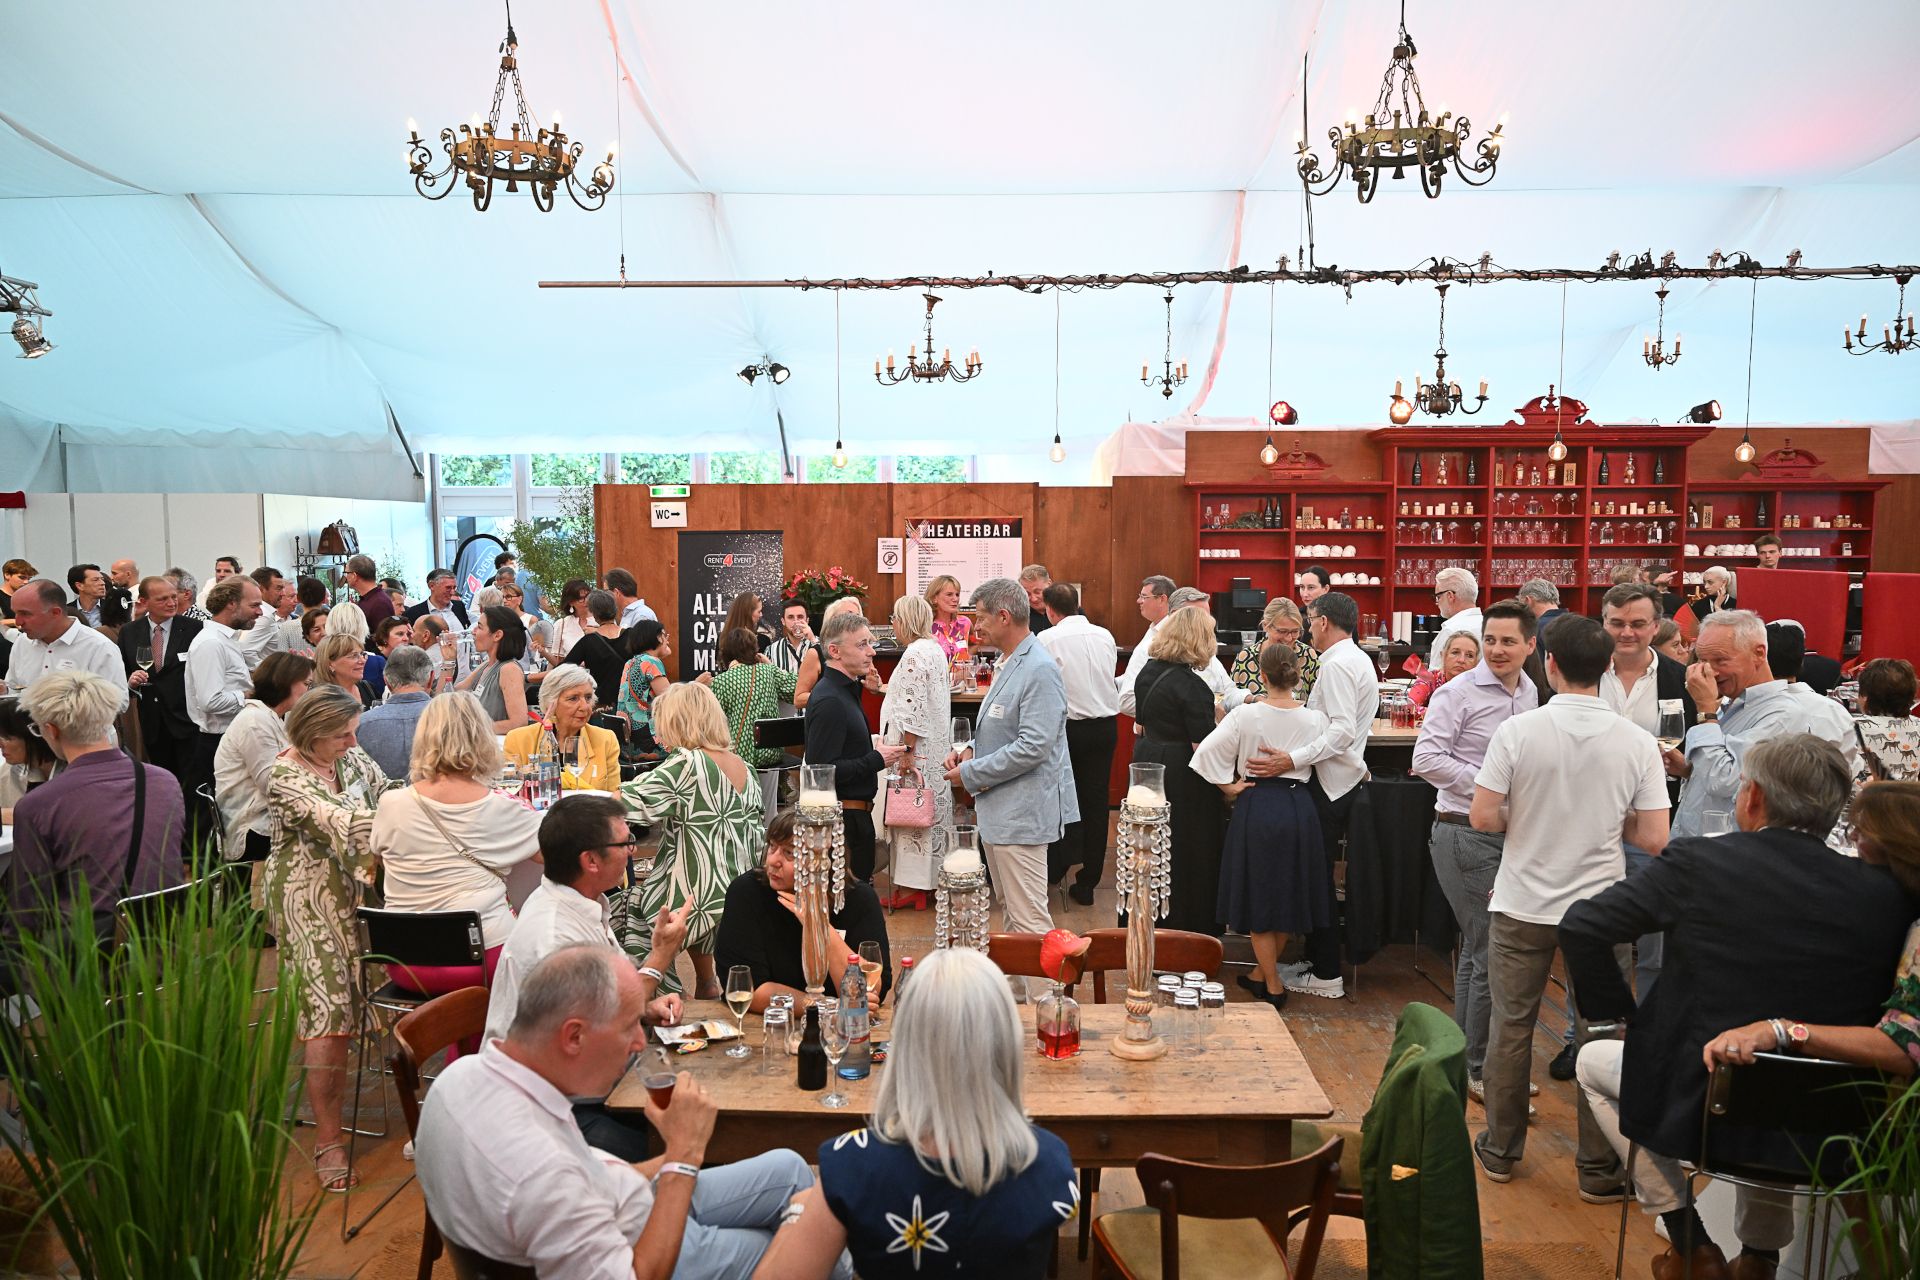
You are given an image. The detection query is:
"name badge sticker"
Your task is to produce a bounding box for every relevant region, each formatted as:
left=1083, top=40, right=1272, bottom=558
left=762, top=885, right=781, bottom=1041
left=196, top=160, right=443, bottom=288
left=987, top=703, right=1008, bottom=719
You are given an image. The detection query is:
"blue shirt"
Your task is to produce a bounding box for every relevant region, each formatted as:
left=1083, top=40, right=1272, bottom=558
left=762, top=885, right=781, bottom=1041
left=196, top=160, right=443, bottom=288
left=356, top=691, right=431, bottom=781
left=1673, top=680, right=1838, bottom=838
left=819, top=1124, right=1076, bottom=1279
left=1412, top=661, right=1538, bottom=815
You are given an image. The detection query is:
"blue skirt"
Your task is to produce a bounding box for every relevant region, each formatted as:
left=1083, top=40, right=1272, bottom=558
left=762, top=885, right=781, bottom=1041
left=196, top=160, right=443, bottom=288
left=1216, top=777, right=1333, bottom=936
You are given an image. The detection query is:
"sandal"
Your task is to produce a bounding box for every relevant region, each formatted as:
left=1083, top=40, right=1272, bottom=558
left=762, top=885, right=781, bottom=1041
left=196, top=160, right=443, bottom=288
left=314, top=1141, right=361, bottom=1194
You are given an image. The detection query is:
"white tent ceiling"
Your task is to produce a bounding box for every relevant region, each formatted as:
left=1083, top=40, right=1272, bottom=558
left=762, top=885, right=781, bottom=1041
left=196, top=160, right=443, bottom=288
left=0, top=1, right=1916, bottom=476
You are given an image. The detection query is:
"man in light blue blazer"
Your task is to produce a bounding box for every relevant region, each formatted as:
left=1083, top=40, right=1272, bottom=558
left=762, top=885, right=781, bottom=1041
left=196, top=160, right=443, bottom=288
left=943, top=578, right=1077, bottom=972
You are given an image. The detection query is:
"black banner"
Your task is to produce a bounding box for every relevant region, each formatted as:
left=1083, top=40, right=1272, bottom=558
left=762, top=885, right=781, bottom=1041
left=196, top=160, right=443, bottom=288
left=676, top=530, right=785, bottom=681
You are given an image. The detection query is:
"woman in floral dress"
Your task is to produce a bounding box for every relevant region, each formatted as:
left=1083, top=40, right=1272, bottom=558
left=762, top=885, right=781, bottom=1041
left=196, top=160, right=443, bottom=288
left=616, top=619, right=673, bottom=764
left=621, top=682, right=764, bottom=1000
left=265, top=684, right=399, bottom=1193
left=1227, top=598, right=1318, bottom=703
left=877, top=594, right=951, bottom=910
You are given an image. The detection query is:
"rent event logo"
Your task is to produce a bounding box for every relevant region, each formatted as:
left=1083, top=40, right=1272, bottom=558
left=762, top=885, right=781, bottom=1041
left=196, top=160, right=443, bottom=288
left=703, top=552, right=758, bottom=569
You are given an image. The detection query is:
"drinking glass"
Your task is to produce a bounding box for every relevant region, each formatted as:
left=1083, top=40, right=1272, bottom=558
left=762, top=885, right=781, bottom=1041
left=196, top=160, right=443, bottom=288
left=761, top=1008, right=789, bottom=1070
left=133, top=643, right=153, bottom=674
left=1700, top=811, right=1736, bottom=837
left=724, top=965, right=754, bottom=1058
left=1374, top=644, right=1390, bottom=679
left=950, top=717, right=972, bottom=751
left=1657, top=704, right=1686, bottom=753
left=857, top=940, right=885, bottom=1018
left=819, top=1007, right=851, bottom=1108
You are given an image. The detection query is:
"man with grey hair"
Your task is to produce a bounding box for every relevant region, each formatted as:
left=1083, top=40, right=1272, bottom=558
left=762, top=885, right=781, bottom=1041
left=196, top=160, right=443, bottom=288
left=355, top=645, right=435, bottom=779
left=1115, top=574, right=1176, bottom=710
left=944, top=578, right=1076, bottom=978
left=167, top=567, right=212, bottom=622
left=1515, top=579, right=1566, bottom=640
left=1428, top=566, right=1483, bottom=669
left=342, top=553, right=395, bottom=630
left=1018, top=562, right=1054, bottom=632
left=805, top=610, right=909, bottom=882
left=1666, top=609, right=1842, bottom=840
left=417, top=944, right=847, bottom=1280
left=1562, top=734, right=1913, bottom=1280
left=1, top=579, right=128, bottom=697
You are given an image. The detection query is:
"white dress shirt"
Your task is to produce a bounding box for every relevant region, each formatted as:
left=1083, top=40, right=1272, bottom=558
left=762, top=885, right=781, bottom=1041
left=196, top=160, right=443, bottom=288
left=1034, top=614, right=1120, bottom=720
left=4, top=619, right=128, bottom=702
left=1117, top=616, right=1246, bottom=717
left=1292, top=636, right=1379, bottom=800
left=416, top=1041, right=655, bottom=1280
left=1115, top=617, right=1163, bottom=715
left=185, top=621, right=250, bottom=732
left=1598, top=651, right=1661, bottom=736
left=214, top=699, right=287, bottom=849
left=486, top=879, right=621, bottom=1041
left=1428, top=606, right=1485, bottom=670
left=237, top=611, right=293, bottom=669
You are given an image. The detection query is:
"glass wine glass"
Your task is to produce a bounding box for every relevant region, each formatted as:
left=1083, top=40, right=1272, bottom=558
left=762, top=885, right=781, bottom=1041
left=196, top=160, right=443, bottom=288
left=819, top=1005, right=850, bottom=1108
left=950, top=717, right=973, bottom=751
left=724, top=965, right=754, bottom=1058
left=857, top=940, right=884, bottom=1019
left=133, top=643, right=153, bottom=675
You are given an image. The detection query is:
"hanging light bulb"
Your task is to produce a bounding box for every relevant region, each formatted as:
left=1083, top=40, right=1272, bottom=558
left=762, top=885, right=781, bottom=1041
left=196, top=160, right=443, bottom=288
left=1547, top=429, right=1568, bottom=462
left=832, top=438, right=849, bottom=469
left=1388, top=393, right=1414, bottom=426
left=1734, top=430, right=1756, bottom=464
left=1260, top=433, right=1280, bottom=466
left=1049, top=432, right=1066, bottom=464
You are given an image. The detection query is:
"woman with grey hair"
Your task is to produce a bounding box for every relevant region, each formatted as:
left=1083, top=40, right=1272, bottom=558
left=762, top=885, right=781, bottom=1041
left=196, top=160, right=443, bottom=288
left=266, top=683, right=400, bottom=1193
left=877, top=593, right=951, bottom=909
left=503, top=662, right=622, bottom=791
left=563, top=588, right=628, bottom=707
left=752, top=947, right=1075, bottom=1279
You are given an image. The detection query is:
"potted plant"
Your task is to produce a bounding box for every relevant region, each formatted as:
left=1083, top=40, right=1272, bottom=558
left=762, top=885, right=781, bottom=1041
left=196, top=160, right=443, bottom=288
left=785, top=566, right=869, bottom=629
left=509, top=484, right=598, bottom=614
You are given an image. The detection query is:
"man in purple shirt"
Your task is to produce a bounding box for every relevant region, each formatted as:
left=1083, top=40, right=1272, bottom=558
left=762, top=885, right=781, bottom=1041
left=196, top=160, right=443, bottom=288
left=1411, top=598, right=1538, bottom=1090
left=6, top=670, right=185, bottom=971
left=343, top=554, right=395, bottom=630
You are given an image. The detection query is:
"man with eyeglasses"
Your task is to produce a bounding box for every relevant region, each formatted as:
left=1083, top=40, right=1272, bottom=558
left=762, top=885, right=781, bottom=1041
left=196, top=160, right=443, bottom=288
left=1428, top=566, right=1484, bottom=671
left=805, top=611, right=910, bottom=884
left=1115, top=574, right=1176, bottom=712
left=488, top=793, right=691, bottom=1159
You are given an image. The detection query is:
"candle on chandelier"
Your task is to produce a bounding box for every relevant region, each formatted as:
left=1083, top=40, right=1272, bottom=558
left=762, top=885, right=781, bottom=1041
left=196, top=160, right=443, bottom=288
left=886, top=349, right=895, bottom=369
left=1394, top=380, right=1404, bottom=397
left=1478, top=379, right=1488, bottom=397
left=1861, top=314, right=1870, bottom=335
left=1673, top=334, right=1681, bottom=354
left=1643, top=336, right=1651, bottom=357
left=874, top=358, right=881, bottom=376
left=1142, top=361, right=1150, bottom=380
left=943, top=347, right=951, bottom=366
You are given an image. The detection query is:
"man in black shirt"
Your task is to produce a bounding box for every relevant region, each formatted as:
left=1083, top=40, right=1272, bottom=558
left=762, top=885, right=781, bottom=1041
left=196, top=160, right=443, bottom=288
left=803, top=611, right=908, bottom=882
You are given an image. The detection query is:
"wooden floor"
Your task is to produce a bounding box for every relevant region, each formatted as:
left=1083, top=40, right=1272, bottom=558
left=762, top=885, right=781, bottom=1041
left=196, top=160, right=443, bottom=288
left=288, top=843, right=1661, bottom=1278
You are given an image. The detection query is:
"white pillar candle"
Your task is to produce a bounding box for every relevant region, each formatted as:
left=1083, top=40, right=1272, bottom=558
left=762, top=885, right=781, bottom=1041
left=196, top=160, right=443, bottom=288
left=798, top=789, right=838, bottom=809
left=943, top=849, right=983, bottom=875
left=1124, top=784, right=1169, bottom=809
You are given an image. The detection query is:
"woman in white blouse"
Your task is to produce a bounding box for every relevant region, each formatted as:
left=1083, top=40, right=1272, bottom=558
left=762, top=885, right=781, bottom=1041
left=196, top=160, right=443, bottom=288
left=370, top=691, right=542, bottom=1009
left=877, top=594, right=952, bottom=911
left=545, top=578, right=594, bottom=665
left=213, top=651, right=315, bottom=861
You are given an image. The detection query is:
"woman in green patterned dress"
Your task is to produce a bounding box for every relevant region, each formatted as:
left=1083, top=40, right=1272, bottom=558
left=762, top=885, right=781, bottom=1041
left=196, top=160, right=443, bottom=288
left=266, top=684, right=399, bottom=1193
left=711, top=626, right=799, bottom=817
left=620, top=681, right=764, bottom=1000
left=1229, top=598, right=1319, bottom=702
left=615, top=619, right=673, bottom=764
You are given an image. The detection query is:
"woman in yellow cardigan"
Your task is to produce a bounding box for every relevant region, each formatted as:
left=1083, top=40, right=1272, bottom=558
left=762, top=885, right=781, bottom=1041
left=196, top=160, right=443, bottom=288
left=502, top=663, right=621, bottom=791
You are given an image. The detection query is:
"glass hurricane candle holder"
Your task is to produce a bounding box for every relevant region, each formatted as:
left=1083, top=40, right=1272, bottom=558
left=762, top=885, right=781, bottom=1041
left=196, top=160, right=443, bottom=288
left=935, top=850, right=991, bottom=954
left=793, top=787, right=846, bottom=998
left=1123, top=762, right=1169, bottom=811
left=798, top=763, right=839, bottom=812
left=1111, top=781, right=1174, bottom=1061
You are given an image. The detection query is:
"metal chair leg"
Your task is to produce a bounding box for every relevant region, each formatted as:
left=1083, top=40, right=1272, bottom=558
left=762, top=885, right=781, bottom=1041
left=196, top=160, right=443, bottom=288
left=1614, top=1143, right=1636, bottom=1280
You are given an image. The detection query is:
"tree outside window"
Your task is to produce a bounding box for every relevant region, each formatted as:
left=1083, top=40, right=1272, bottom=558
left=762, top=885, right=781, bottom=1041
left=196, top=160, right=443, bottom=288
left=709, top=451, right=783, bottom=483
left=529, top=453, right=604, bottom=488
left=438, top=454, right=511, bottom=487
left=894, top=455, right=969, bottom=484
left=804, top=455, right=880, bottom=483
left=618, top=453, right=694, bottom=485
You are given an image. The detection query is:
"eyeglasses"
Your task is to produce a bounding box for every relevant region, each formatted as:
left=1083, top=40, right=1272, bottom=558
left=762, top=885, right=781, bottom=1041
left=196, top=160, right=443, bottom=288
left=597, top=838, right=640, bottom=854
left=1433, top=589, right=1455, bottom=601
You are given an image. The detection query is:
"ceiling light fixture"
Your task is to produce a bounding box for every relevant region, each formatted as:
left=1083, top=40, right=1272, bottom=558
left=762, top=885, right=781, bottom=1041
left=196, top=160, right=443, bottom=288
left=1545, top=284, right=1568, bottom=459
left=1259, top=283, right=1296, bottom=463
left=1, top=268, right=53, bottom=359
left=1685, top=400, right=1723, bottom=425
left=1642, top=286, right=1681, bottom=368
left=407, top=0, right=614, bottom=212
left=1050, top=291, right=1066, bottom=463
left=1408, top=283, right=1487, bottom=416
left=833, top=290, right=849, bottom=468
left=737, top=358, right=790, bottom=386
left=1142, top=288, right=1188, bottom=398
left=876, top=293, right=981, bottom=385
left=1296, top=0, right=1505, bottom=203
left=1734, top=276, right=1758, bottom=463
left=1843, top=273, right=1916, bottom=355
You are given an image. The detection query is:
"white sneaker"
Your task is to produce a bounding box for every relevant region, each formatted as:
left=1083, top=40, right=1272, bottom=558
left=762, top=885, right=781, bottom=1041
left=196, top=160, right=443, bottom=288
left=402, top=1139, right=415, bottom=1161
left=1275, top=960, right=1313, bottom=981
left=1282, top=972, right=1345, bottom=999
left=1466, top=1078, right=1537, bottom=1118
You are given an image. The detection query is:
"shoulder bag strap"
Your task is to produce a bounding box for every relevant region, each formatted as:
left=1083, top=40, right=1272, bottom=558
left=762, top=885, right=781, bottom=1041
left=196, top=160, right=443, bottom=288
left=727, top=663, right=762, bottom=745
left=1856, top=720, right=1889, bottom=781
left=122, top=752, right=147, bottom=896
left=415, top=795, right=509, bottom=881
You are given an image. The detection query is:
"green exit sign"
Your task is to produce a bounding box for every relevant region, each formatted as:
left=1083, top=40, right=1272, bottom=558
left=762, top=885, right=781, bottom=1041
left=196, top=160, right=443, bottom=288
left=649, top=484, right=691, bottom=499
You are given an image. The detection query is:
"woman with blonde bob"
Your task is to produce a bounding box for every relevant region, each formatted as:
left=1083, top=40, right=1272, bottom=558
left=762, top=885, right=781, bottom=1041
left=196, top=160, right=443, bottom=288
left=877, top=592, right=952, bottom=909
left=620, top=681, right=763, bottom=999
left=322, top=601, right=370, bottom=646
left=1136, top=604, right=1230, bottom=934
left=754, top=947, right=1075, bottom=1278
left=924, top=573, right=972, bottom=659
left=503, top=663, right=621, bottom=791
left=372, top=691, right=542, bottom=1010
left=312, top=633, right=375, bottom=710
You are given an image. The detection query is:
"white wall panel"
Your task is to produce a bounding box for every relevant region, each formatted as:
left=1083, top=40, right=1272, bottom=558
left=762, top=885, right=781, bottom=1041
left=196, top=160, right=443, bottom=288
left=164, top=494, right=262, bottom=583
left=71, top=493, right=165, bottom=574
left=22, top=494, right=73, bottom=577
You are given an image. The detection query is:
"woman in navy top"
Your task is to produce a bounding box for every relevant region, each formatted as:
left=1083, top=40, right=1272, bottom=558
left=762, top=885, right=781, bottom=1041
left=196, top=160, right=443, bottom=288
left=752, top=948, right=1077, bottom=1279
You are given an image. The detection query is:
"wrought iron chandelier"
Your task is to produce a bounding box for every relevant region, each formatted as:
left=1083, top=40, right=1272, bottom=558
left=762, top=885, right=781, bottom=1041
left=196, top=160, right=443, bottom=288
left=1643, top=286, right=1681, bottom=368
left=1141, top=289, right=1188, bottom=398
left=1843, top=273, right=1916, bottom=355
left=407, top=1, right=615, bottom=212
left=1, top=267, right=52, bottom=359
left=1296, top=2, right=1505, bottom=203
left=1405, top=284, right=1486, bottom=417
left=875, top=294, right=981, bottom=385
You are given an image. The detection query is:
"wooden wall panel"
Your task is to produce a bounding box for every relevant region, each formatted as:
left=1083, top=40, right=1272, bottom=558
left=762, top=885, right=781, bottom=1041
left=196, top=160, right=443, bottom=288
left=1185, top=430, right=1387, bottom=485
left=1035, top=487, right=1113, bottom=625
left=1872, top=475, right=1920, bottom=574
left=1685, top=426, right=1871, bottom=483
left=1108, top=475, right=1192, bottom=647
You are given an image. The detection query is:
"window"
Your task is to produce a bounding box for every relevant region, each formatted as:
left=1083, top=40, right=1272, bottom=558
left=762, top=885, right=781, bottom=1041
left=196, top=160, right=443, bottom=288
left=438, top=454, right=511, bottom=487
left=439, top=513, right=514, bottom=573
left=529, top=453, right=604, bottom=488
left=895, top=455, right=969, bottom=483
left=805, top=455, right=880, bottom=483
left=618, top=453, right=694, bottom=485
left=709, top=451, right=783, bottom=483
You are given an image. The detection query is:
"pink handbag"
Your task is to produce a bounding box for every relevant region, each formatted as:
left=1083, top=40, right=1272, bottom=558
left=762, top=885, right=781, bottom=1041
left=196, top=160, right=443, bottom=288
left=884, top=767, right=936, bottom=829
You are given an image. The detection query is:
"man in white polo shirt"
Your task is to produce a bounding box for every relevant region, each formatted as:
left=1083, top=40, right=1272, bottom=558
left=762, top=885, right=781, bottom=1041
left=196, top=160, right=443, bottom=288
left=1, top=579, right=128, bottom=698
left=1468, top=615, right=1670, bottom=1197
left=184, top=575, right=263, bottom=834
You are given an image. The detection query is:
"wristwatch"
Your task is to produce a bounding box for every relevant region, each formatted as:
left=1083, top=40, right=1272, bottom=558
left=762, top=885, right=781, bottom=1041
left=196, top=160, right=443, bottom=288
left=1784, top=1021, right=1811, bottom=1054
left=1697, top=710, right=1719, bottom=722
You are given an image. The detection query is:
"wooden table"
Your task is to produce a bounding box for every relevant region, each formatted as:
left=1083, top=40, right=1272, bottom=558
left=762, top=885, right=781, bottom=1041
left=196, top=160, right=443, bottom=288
left=608, top=1001, right=1332, bottom=1168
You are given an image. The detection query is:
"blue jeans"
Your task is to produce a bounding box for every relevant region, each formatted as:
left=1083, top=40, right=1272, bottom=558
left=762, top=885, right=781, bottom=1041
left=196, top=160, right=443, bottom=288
left=1429, top=819, right=1503, bottom=1079
left=675, top=1149, right=853, bottom=1280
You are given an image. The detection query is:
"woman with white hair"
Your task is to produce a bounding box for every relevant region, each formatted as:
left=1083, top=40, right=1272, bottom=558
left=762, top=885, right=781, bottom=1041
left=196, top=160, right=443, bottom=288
left=266, top=683, right=400, bottom=1193
left=322, top=600, right=370, bottom=647
left=753, top=947, right=1075, bottom=1279
left=503, top=662, right=622, bottom=791
left=793, top=595, right=871, bottom=709
left=876, top=593, right=951, bottom=910
left=373, top=691, right=542, bottom=1011
left=621, top=681, right=763, bottom=999
left=7, top=670, right=186, bottom=946
left=1699, top=565, right=1738, bottom=616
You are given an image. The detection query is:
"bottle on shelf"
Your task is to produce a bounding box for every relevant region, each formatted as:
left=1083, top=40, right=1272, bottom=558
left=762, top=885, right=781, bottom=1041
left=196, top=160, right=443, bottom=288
left=1546, top=461, right=1558, bottom=486
left=1411, top=452, right=1424, bottom=486
left=1494, top=455, right=1506, bottom=486
left=1624, top=453, right=1637, bottom=486
left=1202, top=504, right=1215, bottom=530
left=1598, top=452, right=1611, bottom=485
left=1756, top=496, right=1769, bottom=527
left=1653, top=454, right=1665, bottom=484
left=837, top=955, right=871, bottom=1080
left=1435, top=454, right=1450, bottom=485
left=1529, top=464, right=1542, bottom=487
left=1466, top=453, right=1479, bottom=485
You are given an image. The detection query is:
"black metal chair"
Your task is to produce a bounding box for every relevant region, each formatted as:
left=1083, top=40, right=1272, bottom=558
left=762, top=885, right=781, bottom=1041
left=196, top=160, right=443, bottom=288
left=341, top=907, right=485, bottom=1240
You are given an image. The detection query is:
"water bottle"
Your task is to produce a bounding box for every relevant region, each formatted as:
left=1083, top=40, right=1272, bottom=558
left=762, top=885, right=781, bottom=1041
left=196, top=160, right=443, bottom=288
left=533, top=725, right=561, bottom=810
left=836, top=955, right=871, bottom=1080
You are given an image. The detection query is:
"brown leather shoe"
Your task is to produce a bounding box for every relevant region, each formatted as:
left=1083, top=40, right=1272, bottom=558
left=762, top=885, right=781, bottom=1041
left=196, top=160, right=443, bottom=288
left=1726, top=1256, right=1777, bottom=1280
left=1651, top=1243, right=1730, bottom=1280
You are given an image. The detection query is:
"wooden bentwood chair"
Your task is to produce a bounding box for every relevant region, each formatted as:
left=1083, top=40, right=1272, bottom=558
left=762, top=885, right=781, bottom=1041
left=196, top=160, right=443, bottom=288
left=389, top=985, right=491, bottom=1280
left=1091, top=1135, right=1345, bottom=1280
left=988, top=928, right=1226, bottom=1267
